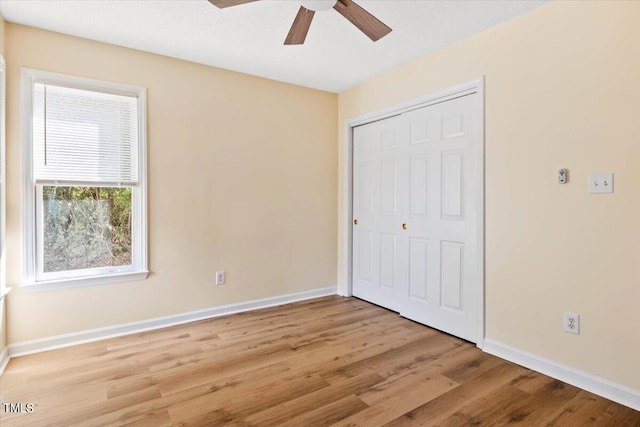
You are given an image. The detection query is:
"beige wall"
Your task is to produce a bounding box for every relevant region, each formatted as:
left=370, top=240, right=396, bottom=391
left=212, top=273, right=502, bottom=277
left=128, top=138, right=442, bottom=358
left=5, top=24, right=338, bottom=343
left=338, top=1, right=640, bottom=391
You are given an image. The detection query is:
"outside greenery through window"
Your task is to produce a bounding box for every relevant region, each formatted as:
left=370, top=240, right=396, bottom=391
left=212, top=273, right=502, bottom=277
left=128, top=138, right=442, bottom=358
left=42, top=186, right=132, bottom=272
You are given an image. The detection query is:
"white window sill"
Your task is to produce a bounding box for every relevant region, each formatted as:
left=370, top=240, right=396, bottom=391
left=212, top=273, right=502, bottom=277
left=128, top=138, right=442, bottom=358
left=22, top=271, right=149, bottom=293
left=0, top=287, right=12, bottom=301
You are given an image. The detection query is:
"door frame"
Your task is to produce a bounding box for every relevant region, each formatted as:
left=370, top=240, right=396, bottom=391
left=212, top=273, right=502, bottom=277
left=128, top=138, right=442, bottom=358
left=339, top=77, right=486, bottom=348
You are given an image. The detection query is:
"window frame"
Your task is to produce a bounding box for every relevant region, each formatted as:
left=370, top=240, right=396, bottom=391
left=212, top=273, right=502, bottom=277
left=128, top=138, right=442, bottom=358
left=0, top=56, right=7, bottom=300
left=21, top=68, right=148, bottom=292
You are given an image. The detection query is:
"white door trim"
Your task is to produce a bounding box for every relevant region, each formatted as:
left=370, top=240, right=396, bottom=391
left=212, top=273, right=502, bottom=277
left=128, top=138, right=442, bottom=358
left=340, top=77, right=485, bottom=348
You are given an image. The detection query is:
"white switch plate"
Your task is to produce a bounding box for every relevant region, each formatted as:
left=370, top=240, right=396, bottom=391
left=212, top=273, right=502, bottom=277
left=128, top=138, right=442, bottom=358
left=589, top=173, right=613, bottom=194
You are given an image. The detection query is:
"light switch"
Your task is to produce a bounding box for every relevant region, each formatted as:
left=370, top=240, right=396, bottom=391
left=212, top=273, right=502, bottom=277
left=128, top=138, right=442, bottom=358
left=589, top=173, right=613, bottom=194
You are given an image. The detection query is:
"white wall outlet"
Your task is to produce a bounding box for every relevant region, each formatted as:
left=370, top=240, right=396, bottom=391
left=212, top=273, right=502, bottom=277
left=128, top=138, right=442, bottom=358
left=589, top=173, right=613, bottom=193
left=564, top=312, right=580, bottom=335
left=215, top=271, right=225, bottom=285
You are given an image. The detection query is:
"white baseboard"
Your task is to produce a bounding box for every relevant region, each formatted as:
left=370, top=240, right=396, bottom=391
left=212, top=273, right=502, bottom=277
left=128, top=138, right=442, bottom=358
left=0, top=346, right=9, bottom=376
left=483, top=338, right=640, bottom=412
left=7, top=286, right=337, bottom=359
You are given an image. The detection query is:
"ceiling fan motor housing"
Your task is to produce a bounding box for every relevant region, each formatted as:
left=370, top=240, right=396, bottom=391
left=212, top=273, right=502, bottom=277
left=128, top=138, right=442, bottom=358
left=300, top=0, right=338, bottom=12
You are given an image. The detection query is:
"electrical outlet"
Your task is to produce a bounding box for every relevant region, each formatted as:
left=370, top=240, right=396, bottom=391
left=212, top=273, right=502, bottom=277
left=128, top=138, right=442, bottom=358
left=564, top=312, right=580, bottom=335
left=215, top=271, right=225, bottom=285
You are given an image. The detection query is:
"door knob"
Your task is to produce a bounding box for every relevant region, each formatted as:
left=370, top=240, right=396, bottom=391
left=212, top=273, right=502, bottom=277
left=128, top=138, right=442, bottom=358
left=354, top=219, right=358, bottom=225
left=402, top=223, right=407, bottom=230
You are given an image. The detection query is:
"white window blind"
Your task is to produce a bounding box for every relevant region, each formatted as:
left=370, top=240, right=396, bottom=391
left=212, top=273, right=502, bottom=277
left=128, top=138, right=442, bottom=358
left=32, top=83, right=139, bottom=186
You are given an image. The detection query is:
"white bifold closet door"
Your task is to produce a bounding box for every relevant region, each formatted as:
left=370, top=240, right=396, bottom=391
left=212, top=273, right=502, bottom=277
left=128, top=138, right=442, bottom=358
left=352, top=93, right=481, bottom=343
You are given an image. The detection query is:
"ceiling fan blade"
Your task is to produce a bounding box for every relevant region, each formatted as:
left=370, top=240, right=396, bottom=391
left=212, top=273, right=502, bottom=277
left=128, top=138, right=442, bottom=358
left=333, top=0, right=391, bottom=42
left=285, top=7, right=315, bottom=45
left=208, top=0, right=260, bottom=9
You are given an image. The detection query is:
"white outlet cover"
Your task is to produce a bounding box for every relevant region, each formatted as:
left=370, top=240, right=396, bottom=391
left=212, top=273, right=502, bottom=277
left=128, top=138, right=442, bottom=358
left=564, top=312, right=580, bottom=335
left=589, top=173, right=613, bottom=194
left=215, top=271, right=225, bottom=285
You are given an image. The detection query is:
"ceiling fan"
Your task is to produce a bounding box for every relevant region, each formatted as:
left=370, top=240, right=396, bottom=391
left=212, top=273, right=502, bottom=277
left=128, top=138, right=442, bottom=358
left=208, top=0, right=392, bottom=45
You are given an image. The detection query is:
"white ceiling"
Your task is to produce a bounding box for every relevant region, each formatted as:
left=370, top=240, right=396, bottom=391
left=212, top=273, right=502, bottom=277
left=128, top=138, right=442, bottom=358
left=0, top=0, right=547, bottom=93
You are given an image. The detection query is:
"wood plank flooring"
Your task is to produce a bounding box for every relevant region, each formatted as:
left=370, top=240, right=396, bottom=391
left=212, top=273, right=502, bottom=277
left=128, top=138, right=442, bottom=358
left=0, top=295, right=638, bottom=426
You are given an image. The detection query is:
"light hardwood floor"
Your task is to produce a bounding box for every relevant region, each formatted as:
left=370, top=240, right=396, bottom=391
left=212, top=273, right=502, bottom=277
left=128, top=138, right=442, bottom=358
left=0, top=295, right=638, bottom=426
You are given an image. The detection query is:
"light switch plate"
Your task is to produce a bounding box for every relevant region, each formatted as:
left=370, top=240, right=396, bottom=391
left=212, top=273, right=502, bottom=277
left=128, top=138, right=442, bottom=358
left=589, top=173, right=613, bottom=194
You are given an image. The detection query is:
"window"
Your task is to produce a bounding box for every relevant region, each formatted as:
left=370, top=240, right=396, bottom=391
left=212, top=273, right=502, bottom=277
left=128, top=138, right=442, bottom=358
left=0, top=57, right=6, bottom=299
left=22, top=69, right=147, bottom=290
